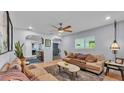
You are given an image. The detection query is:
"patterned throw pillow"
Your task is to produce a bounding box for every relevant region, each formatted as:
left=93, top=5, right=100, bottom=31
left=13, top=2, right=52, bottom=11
left=9, top=63, right=22, bottom=71
left=85, top=54, right=97, bottom=62
left=76, top=54, right=88, bottom=60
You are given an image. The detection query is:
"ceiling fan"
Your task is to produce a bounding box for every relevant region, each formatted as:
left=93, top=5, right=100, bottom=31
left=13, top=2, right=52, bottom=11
left=52, top=23, right=72, bottom=33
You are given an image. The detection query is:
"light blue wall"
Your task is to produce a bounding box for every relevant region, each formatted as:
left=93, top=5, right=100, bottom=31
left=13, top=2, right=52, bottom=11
left=62, top=21, right=124, bottom=60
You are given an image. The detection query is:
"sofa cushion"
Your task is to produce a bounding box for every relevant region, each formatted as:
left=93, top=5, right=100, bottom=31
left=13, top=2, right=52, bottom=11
left=67, top=52, right=75, bottom=58
left=71, top=58, right=86, bottom=63
left=24, top=66, right=48, bottom=80
left=0, top=63, right=10, bottom=72
left=24, top=67, right=34, bottom=79
left=28, top=65, right=37, bottom=70
left=31, top=68, right=48, bottom=77
left=68, top=59, right=86, bottom=69
left=85, top=54, right=97, bottom=62
left=86, top=62, right=100, bottom=71
left=94, top=54, right=105, bottom=61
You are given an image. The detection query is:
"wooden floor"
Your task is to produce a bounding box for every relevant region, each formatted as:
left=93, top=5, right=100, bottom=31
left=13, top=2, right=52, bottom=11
left=104, top=68, right=122, bottom=81
left=31, top=59, right=123, bottom=81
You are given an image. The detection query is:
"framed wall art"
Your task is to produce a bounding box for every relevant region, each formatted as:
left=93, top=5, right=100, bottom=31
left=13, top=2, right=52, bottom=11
left=0, top=11, right=13, bottom=55
left=7, top=11, right=13, bottom=51
left=0, top=11, right=9, bottom=55
left=45, top=39, right=51, bottom=47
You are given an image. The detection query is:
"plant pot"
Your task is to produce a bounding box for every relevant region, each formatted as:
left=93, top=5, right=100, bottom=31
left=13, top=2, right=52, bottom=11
left=20, top=57, right=26, bottom=73
left=20, top=57, right=26, bottom=62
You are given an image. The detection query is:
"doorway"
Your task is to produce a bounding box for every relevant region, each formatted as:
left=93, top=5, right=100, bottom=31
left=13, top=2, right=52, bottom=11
left=53, top=43, right=61, bottom=60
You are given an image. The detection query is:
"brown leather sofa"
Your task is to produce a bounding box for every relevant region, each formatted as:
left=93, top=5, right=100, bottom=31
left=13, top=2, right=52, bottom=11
left=63, top=53, right=105, bottom=74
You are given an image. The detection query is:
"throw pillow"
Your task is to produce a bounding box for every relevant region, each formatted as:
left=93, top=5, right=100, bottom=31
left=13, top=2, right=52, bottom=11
left=74, top=53, right=79, bottom=58
left=67, top=52, right=75, bottom=58
left=0, top=63, right=10, bottom=72
left=9, top=63, right=22, bottom=71
left=94, top=54, right=105, bottom=61
left=85, top=54, right=97, bottom=62
left=77, top=54, right=88, bottom=60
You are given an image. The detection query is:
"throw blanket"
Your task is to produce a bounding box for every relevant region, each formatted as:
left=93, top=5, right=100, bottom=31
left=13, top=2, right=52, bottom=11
left=0, top=69, right=29, bottom=81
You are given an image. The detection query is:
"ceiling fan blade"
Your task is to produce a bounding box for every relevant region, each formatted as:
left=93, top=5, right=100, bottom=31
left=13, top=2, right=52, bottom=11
left=63, top=25, right=71, bottom=30
left=64, top=29, right=72, bottom=32
left=51, top=25, right=58, bottom=29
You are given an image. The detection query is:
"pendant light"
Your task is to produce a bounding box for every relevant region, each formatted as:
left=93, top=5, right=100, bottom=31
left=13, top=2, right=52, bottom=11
left=110, top=20, right=120, bottom=60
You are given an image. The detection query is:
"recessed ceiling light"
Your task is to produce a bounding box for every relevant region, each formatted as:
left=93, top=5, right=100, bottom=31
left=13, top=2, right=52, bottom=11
left=105, top=16, right=111, bottom=20
left=28, top=26, right=33, bottom=30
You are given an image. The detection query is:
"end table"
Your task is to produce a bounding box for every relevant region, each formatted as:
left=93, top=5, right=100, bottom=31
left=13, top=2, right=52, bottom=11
left=105, top=61, right=124, bottom=81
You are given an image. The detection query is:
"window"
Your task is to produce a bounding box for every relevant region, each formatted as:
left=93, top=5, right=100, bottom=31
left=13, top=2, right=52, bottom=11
left=75, top=38, right=85, bottom=49
left=75, top=36, right=96, bottom=49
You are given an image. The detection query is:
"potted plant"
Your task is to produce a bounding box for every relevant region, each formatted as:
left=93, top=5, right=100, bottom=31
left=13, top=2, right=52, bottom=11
left=14, top=41, right=25, bottom=72
left=14, top=41, right=24, bottom=60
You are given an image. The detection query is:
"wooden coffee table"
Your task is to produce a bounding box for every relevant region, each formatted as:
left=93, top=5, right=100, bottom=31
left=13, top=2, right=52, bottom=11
left=57, top=61, right=80, bottom=79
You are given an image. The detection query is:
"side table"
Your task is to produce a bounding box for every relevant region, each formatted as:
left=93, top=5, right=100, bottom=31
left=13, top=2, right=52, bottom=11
left=105, top=61, right=124, bottom=81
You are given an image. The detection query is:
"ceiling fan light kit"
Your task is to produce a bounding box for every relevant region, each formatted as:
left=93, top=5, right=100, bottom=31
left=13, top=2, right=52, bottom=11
left=59, top=30, right=64, bottom=33
left=52, top=23, right=72, bottom=33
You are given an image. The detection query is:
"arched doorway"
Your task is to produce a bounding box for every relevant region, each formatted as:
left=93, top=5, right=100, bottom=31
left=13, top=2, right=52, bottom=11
left=52, top=38, right=62, bottom=60
left=25, top=35, right=44, bottom=63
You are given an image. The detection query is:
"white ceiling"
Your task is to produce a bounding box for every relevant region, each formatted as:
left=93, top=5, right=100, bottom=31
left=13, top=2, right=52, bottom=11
left=10, top=11, right=124, bottom=36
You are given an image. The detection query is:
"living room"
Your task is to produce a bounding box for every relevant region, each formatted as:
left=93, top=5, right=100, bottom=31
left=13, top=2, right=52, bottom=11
left=0, top=11, right=124, bottom=81
left=1, top=0, right=124, bottom=93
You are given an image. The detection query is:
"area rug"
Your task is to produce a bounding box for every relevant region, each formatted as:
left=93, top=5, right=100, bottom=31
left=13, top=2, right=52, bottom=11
left=45, top=65, right=105, bottom=81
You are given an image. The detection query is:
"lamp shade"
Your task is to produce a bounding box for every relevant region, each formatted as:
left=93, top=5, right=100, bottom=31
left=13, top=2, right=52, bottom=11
left=110, top=40, right=120, bottom=50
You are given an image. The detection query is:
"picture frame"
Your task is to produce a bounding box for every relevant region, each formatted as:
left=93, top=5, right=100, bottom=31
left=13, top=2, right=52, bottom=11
left=45, top=39, right=51, bottom=47
left=41, top=37, right=44, bottom=44
left=115, top=58, right=124, bottom=64
left=0, top=11, right=13, bottom=55
left=0, top=11, right=9, bottom=55
left=7, top=11, right=13, bottom=51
